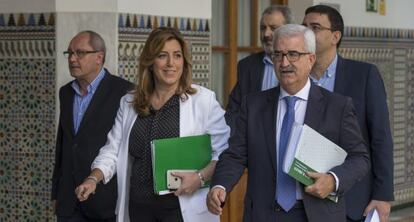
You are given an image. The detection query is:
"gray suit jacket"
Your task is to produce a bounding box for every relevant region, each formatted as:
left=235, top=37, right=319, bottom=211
left=212, top=84, right=370, bottom=222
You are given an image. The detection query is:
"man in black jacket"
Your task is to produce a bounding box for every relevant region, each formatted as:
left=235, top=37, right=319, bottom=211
left=225, top=5, right=293, bottom=131
left=52, top=30, right=133, bottom=221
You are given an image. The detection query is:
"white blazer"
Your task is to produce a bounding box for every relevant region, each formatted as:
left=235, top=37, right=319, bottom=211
left=92, top=85, right=230, bottom=222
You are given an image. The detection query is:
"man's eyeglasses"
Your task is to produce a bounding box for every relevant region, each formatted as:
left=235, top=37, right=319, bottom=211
left=271, top=51, right=311, bottom=62
left=63, top=50, right=100, bottom=58
left=306, top=24, right=332, bottom=32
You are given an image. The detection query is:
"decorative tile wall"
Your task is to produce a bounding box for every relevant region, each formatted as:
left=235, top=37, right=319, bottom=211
left=0, top=12, right=211, bottom=222
left=1, top=12, right=414, bottom=222
left=0, top=13, right=56, bottom=221
left=340, top=26, right=414, bottom=206
left=118, top=14, right=211, bottom=88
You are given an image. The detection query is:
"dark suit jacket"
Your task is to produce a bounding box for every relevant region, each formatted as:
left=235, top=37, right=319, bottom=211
left=334, top=56, right=394, bottom=220
left=212, top=84, right=370, bottom=222
left=51, top=69, right=133, bottom=218
left=225, top=52, right=266, bottom=131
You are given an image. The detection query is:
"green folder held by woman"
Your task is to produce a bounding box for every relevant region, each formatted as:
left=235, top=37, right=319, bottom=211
left=151, top=134, right=212, bottom=195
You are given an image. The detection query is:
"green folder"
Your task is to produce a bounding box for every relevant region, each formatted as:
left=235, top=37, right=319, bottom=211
left=151, top=134, right=212, bottom=195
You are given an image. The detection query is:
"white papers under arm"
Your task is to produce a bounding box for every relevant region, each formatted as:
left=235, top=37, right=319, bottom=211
left=294, top=125, right=347, bottom=173
left=364, top=209, right=379, bottom=222
left=287, top=124, right=347, bottom=203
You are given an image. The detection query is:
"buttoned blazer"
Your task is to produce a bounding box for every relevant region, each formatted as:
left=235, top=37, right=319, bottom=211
left=52, top=70, right=133, bottom=218
left=91, top=84, right=230, bottom=222
left=334, top=56, right=394, bottom=220
left=212, top=84, right=370, bottom=222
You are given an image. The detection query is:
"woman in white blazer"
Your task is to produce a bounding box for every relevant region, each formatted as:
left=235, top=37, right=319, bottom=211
left=74, top=27, right=229, bottom=222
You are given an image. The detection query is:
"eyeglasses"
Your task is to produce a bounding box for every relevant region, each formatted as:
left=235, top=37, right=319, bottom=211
left=271, top=51, right=311, bottom=62
left=63, top=50, right=100, bottom=58
left=306, top=24, right=332, bottom=32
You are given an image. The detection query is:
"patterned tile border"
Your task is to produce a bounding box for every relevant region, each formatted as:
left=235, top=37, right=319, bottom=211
left=344, top=26, right=414, bottom=39
left=118, top=14, right=209, bottom=33
left=118, top=14, right=211, bottom=88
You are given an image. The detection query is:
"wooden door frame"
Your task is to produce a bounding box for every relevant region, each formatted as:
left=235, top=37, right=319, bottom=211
left=212, top=0, right=288, bottom=104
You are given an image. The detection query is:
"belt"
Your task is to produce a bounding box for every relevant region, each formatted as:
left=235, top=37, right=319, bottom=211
left=274, top=200, right=304, bottom=212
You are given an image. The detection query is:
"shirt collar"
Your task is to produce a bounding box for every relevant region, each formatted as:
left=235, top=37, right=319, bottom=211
left=279, top=78, right=311, bottom=101
left=326, top=54, right=338, bottom=78
left=263, top=54, right=273, bottom=65
left=71, top=68, right=106, bottom=96
left=310, top=54, right=338, bottom=82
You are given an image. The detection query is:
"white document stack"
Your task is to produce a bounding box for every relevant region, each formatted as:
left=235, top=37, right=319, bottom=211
left=283, top=123, right=348, bottom=202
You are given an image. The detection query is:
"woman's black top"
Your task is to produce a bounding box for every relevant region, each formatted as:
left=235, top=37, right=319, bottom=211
left=129, top=95, right=180, bottom=205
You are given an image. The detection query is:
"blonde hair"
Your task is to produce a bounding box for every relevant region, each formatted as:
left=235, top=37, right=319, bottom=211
left=132, top=27, right=196, bottom=116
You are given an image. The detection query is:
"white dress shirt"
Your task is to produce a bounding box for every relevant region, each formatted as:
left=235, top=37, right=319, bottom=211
left=277, top=79, right=339, bottom=199
left=277, top=79, right=310, bottom=199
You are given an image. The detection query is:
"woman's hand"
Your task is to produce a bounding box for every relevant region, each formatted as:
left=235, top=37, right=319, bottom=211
left=172, top=171, right=202, bottom=196
left=75, top=178, right=97, bottom=201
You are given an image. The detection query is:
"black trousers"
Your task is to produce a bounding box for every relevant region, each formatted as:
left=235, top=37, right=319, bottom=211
left=347, top=218, right=364, bottom=222
left=129, top=194, right=184, bottom=222
left=57, top=204, right=115, bottom=222
left=273, top=201, right=308, bottom=222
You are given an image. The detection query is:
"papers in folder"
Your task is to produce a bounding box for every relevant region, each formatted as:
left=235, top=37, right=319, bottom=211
left=151, top=134, right=212, bottom=195
left=283, top=123, right=347, bottom=202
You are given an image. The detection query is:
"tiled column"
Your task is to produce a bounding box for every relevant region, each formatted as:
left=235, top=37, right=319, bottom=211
left=0, top=1, right=212, bottom=221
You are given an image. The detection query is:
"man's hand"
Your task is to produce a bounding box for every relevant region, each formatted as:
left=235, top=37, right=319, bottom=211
left=75, top=179, right=97, bottom=202
left=364, top=200, right=391, bottom=222
left=173, top=171, right=201, bottom=196
left=207, top=187, right=226, bottom=215
left=304, top=172, right=335, bottom=199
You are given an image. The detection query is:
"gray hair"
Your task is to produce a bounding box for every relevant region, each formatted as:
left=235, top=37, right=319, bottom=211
left=261, top=5, right=294, bottom=24
left=273, top=24, right=315, bottom=53
left=77, top=30, right=107, bottom=64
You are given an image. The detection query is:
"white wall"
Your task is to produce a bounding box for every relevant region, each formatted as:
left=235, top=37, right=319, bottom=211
left=290, top=0, right=414, bottom=29
left=288, top=0, right=313, bottom=23
left=1, top=0, right=212, bottom=18
left=118, top=0, right=212, bottom=18
left=56, top=0, right=117, bottom=12
left=0, top=0, right=55, bottom=13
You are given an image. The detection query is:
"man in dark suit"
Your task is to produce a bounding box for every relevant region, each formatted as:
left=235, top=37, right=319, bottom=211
left=51, top=31, right=133, bottom=221
left=225, top=5, right=293, bottom=130
left=303, top=5, right=393, bottom=222
left=207, top=24, right=369, bottom=222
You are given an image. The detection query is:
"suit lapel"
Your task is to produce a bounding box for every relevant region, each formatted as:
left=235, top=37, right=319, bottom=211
left=252, top=52, right=266, bottom=92
left=179, top=94, right=195, bottom=137
left=76, top=71, right=111, bottom=134
left=304, top=84, right=325, bottom=130
left=263, top=85, right=325, bottom=174
left=60, top=85, right=76, bottom=136
left=263, top=87, right=279, bottom=173
left=333, top=55, right=347, bottom=95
